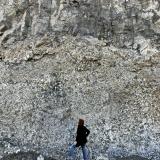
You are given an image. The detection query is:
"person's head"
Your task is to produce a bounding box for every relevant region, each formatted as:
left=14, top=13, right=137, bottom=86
left=78, top=119, right=84, bottom=126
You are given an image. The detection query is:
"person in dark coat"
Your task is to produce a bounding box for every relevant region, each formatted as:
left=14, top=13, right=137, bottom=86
left=76, top=119, right=90, bottom=147
left=68, top=119, right=90, bottom=160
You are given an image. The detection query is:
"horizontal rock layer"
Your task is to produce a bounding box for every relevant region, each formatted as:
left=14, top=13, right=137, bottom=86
left=0, top=0, right=160, bottom=49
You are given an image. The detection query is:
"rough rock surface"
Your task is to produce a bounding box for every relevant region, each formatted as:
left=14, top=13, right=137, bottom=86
left=0, top=0, right=160, bottom=160
left=1, top=152, right=55, bottom=160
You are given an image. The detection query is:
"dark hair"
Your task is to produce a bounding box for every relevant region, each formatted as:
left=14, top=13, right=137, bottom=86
left=78, top=119, right=84, bottom=126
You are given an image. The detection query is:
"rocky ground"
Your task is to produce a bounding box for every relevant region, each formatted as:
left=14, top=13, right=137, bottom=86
left=0, top=151, right=55, bottom=160
left=0, top=0, right=160, bottom=160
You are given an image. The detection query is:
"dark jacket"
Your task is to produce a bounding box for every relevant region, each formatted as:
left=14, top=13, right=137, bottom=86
left=76, top=125, right=90, bottom=147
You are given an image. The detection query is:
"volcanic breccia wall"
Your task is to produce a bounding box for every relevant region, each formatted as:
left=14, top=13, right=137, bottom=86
left=0, top=0, right=160, bottom=160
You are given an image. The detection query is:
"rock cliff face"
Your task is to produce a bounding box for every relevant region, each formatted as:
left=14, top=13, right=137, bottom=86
left=1, top=0, right=160, bottom=48
left=0, top=0, right=160, bottom=160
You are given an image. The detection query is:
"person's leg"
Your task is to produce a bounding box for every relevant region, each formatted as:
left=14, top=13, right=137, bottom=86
left=68, top=144, right=76, bottom=159
left=82, top=145, right=88, bottom=160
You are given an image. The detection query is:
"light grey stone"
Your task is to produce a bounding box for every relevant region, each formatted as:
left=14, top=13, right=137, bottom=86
left=0, top=0, right=160, bottom=160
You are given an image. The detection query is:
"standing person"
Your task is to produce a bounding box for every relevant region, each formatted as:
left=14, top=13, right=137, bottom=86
left=68, top=119, right=90, bottom=160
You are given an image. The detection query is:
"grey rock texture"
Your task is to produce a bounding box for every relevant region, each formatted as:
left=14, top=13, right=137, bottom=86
left=1, top=152, right=55, bottom=160
left=117, top=155, right=149, bottom=160
left=0, top=0, right=160, bottom=48
left=0, top=0, right=160, bottom=160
